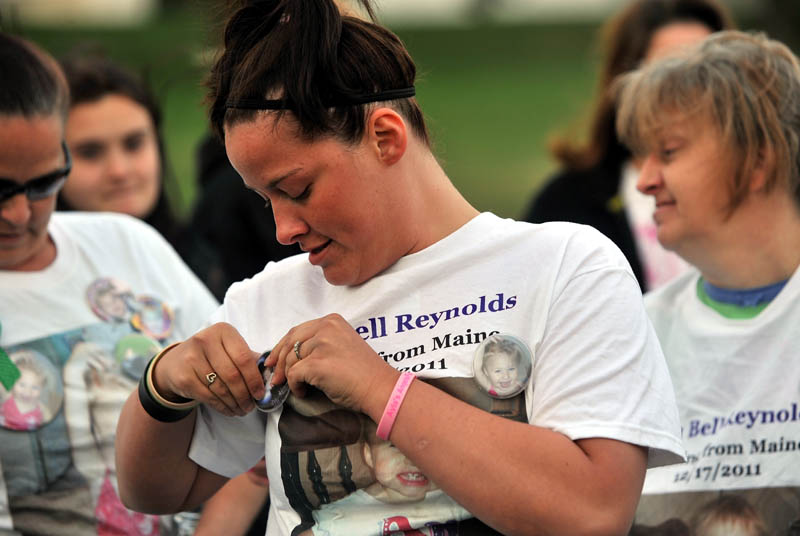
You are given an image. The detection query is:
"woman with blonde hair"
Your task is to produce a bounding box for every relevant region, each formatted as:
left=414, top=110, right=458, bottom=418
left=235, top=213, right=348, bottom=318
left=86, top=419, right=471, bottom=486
left=615, top=30, right=800, bottom=532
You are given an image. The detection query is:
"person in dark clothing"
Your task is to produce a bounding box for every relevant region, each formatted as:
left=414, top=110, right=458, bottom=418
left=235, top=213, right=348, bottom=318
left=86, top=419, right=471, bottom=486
left=523, top=0, right=735, bottom=291
left=189, top=134, right=300, bottom=300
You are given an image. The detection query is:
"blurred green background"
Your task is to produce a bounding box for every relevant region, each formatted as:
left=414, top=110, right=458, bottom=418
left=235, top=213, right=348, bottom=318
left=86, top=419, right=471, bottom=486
left=3, top=1, right=779, bottom=221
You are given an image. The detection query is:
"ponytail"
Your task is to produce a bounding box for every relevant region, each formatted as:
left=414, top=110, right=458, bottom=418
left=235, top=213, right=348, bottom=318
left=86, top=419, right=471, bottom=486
left=207, top=0, right=428, bottom=145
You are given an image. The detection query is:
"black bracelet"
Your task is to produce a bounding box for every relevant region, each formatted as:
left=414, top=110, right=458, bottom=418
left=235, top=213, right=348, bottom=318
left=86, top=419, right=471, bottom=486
left=138, top=346, right=196, bottom=423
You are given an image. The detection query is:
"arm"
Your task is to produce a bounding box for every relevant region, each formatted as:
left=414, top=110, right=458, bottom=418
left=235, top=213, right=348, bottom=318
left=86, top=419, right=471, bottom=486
left=115, top=322, right=266, bottom=513
left=364, top=374, right=646, bottom=536
left=194, top=462, right=269, bottom=536
left=267, top=316, right=646, bottom=536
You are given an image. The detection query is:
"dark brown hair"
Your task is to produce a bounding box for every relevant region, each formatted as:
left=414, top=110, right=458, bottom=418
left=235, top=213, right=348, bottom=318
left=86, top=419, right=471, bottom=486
left=60, top=52, right=162, bottom=133
left=57, top=51, right=182, bottom=245
left=552, top=0, right=734, bottom=170
left=207, top=0, right=429, bottom=146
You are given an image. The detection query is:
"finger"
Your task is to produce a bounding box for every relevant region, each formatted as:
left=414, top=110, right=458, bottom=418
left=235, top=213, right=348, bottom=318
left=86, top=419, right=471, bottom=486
left=264, top=328, right=296, bottom=385
left=266, top=338, right=289, bottom=387
left=281, top=330, right=315, bottom=381
left=270, top=327, right=309, bottom=386
left=217, top=323, right=266, bottom=403
left=283, top=337, right=320, bottom=399
left=203, top=357, right=255, bottom=414
left=199, top=368, right=244, bottom=415
left=284, top=356, right=308, bottom=399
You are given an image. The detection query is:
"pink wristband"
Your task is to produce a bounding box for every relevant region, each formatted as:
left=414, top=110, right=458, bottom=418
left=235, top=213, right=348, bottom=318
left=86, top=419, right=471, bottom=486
left=376, top=372, right=416, bottom=440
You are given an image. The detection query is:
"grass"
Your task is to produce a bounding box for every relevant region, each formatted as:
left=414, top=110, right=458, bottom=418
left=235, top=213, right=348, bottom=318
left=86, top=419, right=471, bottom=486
left=12, top=4, right=601, bottom=220
left=400, top=23, right=598, bottom=217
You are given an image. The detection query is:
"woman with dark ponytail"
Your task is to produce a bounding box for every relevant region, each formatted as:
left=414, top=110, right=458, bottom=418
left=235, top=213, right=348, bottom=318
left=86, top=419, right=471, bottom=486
left=116, top=2, right=684, bottom=534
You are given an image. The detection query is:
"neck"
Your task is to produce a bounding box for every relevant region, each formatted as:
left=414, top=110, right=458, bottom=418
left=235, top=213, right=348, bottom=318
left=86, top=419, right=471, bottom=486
left=401, top=144, right=479, bottom=255
left=681, top=193, right=800, bottom=288
left=11, top=234, right=57, bottom=272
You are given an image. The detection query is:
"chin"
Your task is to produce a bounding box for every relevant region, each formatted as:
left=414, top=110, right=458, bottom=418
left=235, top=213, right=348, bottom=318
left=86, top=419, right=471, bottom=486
left=321, top=265, right=368, bottom=287
left=655, top=228, right=681, bottom=252
left=322, top=271, right=352, bottom=287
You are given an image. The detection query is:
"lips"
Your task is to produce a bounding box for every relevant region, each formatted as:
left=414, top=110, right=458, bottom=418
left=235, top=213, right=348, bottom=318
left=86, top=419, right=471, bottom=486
left=0, top=231, right=26, bottom=245
left=306, top=239, right=332, bottom=265
left=397, top=471, right=428, bottom=487
left=652, top=198, right=676, bottom=223
left=311, top=240, right=331, bottom=254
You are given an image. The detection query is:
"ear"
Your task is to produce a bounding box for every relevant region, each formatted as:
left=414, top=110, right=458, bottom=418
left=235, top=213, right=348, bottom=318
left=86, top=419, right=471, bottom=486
left=748, top=146, right=775, bottom=193
left=366, top=107, right=407, bottom=165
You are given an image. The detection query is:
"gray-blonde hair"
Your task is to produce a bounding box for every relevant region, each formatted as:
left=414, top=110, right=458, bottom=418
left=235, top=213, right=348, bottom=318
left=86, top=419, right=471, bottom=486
left=616, top=30, right=800, bottom=212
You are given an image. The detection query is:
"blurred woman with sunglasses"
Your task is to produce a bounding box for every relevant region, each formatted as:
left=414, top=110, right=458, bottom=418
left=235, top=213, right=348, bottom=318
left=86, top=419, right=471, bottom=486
left=0, top=32, right=220, bottom=534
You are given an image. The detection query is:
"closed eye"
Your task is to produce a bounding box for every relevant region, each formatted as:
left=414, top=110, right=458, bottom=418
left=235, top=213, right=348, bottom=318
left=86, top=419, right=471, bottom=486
left=290, top=185, right=311, bottom=201
left=659, top=140, right=683, bottom=162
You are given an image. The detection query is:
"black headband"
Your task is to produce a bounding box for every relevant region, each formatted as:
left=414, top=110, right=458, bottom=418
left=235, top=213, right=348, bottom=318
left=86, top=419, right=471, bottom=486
left=225, top=86, right=416, bottom=110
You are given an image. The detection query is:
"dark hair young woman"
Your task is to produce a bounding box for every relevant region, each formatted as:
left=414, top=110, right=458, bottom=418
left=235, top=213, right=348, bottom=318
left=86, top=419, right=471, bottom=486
left=115, top=3, right=685, bottom=534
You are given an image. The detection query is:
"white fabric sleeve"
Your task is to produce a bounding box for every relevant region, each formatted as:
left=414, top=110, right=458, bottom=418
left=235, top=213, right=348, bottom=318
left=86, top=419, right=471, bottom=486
left=529, top=231, right=685, bottom=468
left=187, top=406, right=267, bottom=478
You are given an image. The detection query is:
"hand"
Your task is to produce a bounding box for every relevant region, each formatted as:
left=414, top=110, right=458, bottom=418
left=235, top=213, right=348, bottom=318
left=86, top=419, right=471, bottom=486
left=151, top=322, right=266, bottom=417
left=266, top=313, right=398, bottom=413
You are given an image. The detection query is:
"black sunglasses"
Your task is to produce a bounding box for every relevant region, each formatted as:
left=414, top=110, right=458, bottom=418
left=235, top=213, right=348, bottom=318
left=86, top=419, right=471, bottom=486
left=0, top=141, right=72, bottom=204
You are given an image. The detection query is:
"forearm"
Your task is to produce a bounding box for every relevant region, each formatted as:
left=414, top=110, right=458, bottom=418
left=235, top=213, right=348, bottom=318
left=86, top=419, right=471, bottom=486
left=194, top=473, right=269, bottom=536
left=114, top=323, right=267, bottom=515
left=362, top=378, right=646, bottom=536
left=115, top=390, right=204, bottom=514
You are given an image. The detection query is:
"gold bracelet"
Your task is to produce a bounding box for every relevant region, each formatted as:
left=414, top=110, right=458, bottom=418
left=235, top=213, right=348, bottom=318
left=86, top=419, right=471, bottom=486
left=146, top=342, right=198, bottom=410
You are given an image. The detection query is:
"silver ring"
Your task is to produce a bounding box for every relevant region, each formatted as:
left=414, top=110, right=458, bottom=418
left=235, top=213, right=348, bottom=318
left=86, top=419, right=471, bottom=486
left=294, top=340, right=303, bottom=360
left=206, top=372, right=217, bottom=386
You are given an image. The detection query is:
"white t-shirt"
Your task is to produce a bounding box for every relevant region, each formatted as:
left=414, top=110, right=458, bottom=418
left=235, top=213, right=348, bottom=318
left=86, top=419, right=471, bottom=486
left=635, top=265, right=800, bottom=533
left=189, top=213, right=684, bottom=536
left=0, top=212, right=218, bottom=535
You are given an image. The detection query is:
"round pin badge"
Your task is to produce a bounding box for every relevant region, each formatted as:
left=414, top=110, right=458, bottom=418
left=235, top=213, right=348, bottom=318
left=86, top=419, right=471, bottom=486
left=86, top=277, right=134, bottom=323
left=0, top=347, right=64, bottom=431
left=254, top=351, right=290, bottom=412
left=472, top=333, right=533, bottom=399
left=130, top=296, right=174, bottom=341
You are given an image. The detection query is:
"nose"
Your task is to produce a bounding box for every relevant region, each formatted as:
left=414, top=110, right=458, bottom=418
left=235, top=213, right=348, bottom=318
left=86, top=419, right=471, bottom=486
left=106, top=146, right=131, bottom=180
left=636, top=154, right=663, bottom=196
left=271, top=199, right=308, bottom=245
left=0, top=193, right=32, bottom=226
